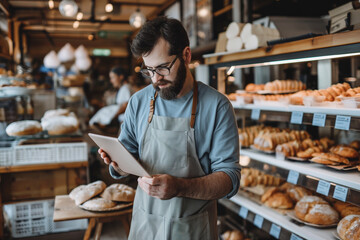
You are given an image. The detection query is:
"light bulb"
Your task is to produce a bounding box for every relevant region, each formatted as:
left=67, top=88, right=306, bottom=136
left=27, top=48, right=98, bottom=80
left=48, top=0, right=54, bottom=9
left=59, top=0, right=78, bottom=17
left=105, top=3, right=113, bottom=12
left=76, top=12, right=83, bottom=20
left=129, top=9, right=146, bottom=28
left=73, top=21, right=80, bottom=28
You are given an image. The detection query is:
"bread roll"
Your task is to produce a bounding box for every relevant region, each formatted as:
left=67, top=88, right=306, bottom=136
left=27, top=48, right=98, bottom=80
left=264, top=192, right=294, bottom=209
left=69, top=180, right=106, bottom=205
left=337, top=215, right=360, bottom=240
left=294, top=196, right=339, bottom=225
left=101, top=183, right=135, bottom=202
left=6, top=120, right=42, bottom=136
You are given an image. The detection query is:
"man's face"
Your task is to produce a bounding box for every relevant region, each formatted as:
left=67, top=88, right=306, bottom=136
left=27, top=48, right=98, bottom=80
left=142, top=38, right=187, bottom=100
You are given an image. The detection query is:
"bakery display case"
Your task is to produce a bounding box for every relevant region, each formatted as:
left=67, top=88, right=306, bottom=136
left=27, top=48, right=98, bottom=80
left=204, top=29, right=360, bottom=240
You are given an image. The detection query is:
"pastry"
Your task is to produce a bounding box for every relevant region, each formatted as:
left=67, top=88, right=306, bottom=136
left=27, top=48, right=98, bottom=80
left=81, top=197, right=117, bottom=210
left=311, top=152, right=350, bottom=164
left=310, top=156, right=340, bottom=165
left=69, top=180, right=106, bottom=205
left=101, top=183, right=136, bottom=202
left=264, top=192, right=294, bottom=209
left=41, top=112, right=79, bottom=135
left=5, top=120, right=42, bottom=136
left=222, top=230, right=244, bottom=240
left=337, top=215, right=360, bottom=240
left=42, top=108, right=70, bottom=120
left=350, top=140, right=360, bottom=150
left=261, top=186, right=279, bottom=202
left=287, top=186, right=312, bottom=202
left=330, top=145, right=359, bottom=159
left=294, top=196, right=339, bottom=225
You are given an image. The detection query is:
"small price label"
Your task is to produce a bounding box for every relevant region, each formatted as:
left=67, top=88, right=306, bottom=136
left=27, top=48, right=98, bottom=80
left=251, top=109, right=261, bottom=120
left=290, top=233, right=303, bottom=240
left=316, top=180, right=331, bottom=196
left=253, top=215, right=264, bottom=229
left=287, top=170, right=300, bottom=185
left=270, top=224, right=281, bottom=239
left=239, top=207, right=248, bottom=219
left=335, top=115, right=351, bottom=130
left=312, top=113, right=326, bottom=127
left=333, top=185, right=348, bottom=202
left=290, top=111, right=303, bottom=124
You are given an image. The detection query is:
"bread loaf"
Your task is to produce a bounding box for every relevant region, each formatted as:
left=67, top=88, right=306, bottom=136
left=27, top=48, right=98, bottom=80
left=264, top=192, right=293, bottom=209
left=287, top=186, right=312, bottom=202
left=222, top=230, right=244, bottom=240
left=69, top=180, right=106, bottom=205
left=337, top=215, right=360, bottom=240
left=6, top=120, right=42, bottom=136
left=330, top=145, right=359, bottom=159
left=350, top=140, right=360, bottom=150
left=294, top=196, right=339, bottom=225
left=81, top=197, right=117, bottom=210
left=101, top=184, right=135, bottom=202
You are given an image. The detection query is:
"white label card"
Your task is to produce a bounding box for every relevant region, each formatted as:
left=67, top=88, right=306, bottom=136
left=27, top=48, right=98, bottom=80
left=312, top=113, right=326, bottom=127
left=335, top=115, right=351, bottom=130
left=254, top=215, right=264, bottom=229
left=290, top=111, right=303, bottom=124
left=270, top=224, right=281, bottom=239
left=239, top=207, right=248, bottom=219
left=290, top=233, right=303, bottom=240
left=316, top=180, right=331, bottom=196
left=251, top=109, right=261, bottom=120
left=287, top=170, right=299, bottom=185
left=333, top=185, right=348, bottom=202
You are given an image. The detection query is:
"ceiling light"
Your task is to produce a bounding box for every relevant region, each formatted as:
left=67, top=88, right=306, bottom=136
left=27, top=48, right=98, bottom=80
left=76, top=12, right=83, bottom=20
left=48, top=0, right=54, bottom=9
left=59, top=0, right=78, bottom=17
left=105, top=2, right=113, bottom=13
left=129, top=8, right=146, bottom=28
left=73, top=21, right=80, bottom=28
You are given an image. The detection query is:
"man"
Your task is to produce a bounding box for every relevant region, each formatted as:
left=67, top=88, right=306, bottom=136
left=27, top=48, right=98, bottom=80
left=99, top=16, right=240, bottom=239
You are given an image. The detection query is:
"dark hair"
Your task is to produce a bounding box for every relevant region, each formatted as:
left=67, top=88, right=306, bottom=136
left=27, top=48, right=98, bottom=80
left=110, top=66, right=127, bottom=79
left=130, top=16, right=189, bottom=58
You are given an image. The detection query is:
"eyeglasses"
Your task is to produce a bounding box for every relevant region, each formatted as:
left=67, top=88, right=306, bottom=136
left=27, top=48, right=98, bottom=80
left=140, top=56, right=178, bottom=79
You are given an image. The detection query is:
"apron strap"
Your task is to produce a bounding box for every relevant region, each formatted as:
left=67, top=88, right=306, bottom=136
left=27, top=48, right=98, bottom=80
left=148, top=91, right=158, bottom=123
left=147, top=80, right=198, bottom=127
left=190, top=79, right=198, bottom=129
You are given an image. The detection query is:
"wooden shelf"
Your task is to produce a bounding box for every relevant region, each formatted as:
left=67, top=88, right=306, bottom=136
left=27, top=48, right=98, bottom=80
left=0, top=53, right=11, bottom=60
left=203, top=29, right=360, bottom=67
left=0, top=161, right=88, bottom=173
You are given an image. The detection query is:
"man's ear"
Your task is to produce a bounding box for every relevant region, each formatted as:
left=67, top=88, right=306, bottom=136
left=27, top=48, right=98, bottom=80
left=182, top=46, right=192, bottom=65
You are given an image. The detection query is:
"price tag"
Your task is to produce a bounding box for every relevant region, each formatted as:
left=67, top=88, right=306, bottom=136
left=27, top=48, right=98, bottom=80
left=333, top=185, right=348, bottom=202
left=287, top=170, right=299, bottom=185
left=239, top=207, right=248, bottom=219
left=253, top=215, right=264, bottom=229
left=290, top=111, right=303, bottom=124
left=316, top=180, right=331, bottom=196
left=312, top=113, right=326, bottom=127
left=290, top=233, right=303, bottom=240
left=335, top=115, right=351, bottom=130
left=251, top=109, right=261, bottom=120
left=270, top=224, right=281, bottom=239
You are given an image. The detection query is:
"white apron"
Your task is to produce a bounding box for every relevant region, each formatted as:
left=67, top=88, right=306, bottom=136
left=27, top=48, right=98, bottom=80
left=128, top=80, right=217, bottom=240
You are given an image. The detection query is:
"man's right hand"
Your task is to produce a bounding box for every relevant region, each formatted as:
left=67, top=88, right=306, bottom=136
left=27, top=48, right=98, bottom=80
left=98, top=148, right=128, bottom=176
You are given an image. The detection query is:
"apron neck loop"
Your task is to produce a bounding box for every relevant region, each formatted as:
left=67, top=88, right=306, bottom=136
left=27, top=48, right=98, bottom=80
left=190, top=79, right=198, bottom=129
left=148, top=91, right=158, bottom=123
left=147, top=79, right=198, bottom=127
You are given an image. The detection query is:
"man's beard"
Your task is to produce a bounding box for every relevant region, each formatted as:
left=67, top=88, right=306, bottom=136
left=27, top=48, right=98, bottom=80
left=153, top=60, right=187, bottom=100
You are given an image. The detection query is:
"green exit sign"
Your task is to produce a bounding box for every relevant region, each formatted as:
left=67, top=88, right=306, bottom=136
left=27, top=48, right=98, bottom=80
left=93, top=49, right=111, bottom=56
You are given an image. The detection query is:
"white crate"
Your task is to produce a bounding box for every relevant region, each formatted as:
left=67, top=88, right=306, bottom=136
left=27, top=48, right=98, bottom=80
left=11, top=142, right=88, bottom=166
left=0, top=147, right=14, bottom=166
left=4, top=199, right=88, bottom=238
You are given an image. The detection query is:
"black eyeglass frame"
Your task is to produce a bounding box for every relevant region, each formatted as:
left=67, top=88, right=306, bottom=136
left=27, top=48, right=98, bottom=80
left=140, top=56, right=178, bottom=79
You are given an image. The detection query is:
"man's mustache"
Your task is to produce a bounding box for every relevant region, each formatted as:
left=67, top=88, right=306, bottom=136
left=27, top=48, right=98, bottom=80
left=153, top=80, right=172, bottom=88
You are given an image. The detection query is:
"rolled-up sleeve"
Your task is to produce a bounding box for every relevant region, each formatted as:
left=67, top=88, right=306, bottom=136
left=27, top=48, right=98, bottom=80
left=209, top=102, right=241, bottom=199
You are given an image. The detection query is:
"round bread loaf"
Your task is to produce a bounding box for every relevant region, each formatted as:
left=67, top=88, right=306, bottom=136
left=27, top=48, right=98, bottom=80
left=337, top=214, right=360, bottom=240
left=101, top=184, right=135, bottom=202
left=6, top=120, right=42, bottom=136
left=264, top=192, right=293, bottom=209
left=69, top=180, right=106, bottom=205
left=287, top=186, right=312, bottom=202
left=222, top=230, right=244, bottom=240
left=294, top=196, right=339, bottom=225
left=82, top=197, right=116, bottom=211
left=41, top=112, right=79, bottom=135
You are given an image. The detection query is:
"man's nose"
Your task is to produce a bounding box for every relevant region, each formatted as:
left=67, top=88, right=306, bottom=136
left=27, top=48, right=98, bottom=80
left=153, top=72, right=164, bottom=82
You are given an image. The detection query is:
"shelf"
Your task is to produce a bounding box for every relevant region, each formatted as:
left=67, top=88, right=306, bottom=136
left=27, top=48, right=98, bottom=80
left=203, top=29, right=360, bottom=68
left=0, top=53, right=11, bottom=60
left=0, top=161, right=88, bottom=174
left=219, top=193, right=335, bottom=240
left=240, top=148, right=360, bottom=206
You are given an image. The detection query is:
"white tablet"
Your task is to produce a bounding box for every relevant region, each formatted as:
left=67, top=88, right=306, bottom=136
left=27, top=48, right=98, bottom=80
left=88, top=133, right=151, bottom=177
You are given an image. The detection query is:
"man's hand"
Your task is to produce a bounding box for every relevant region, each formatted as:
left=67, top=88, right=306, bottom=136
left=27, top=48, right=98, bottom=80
left=137, top=174, right=180, bottom=200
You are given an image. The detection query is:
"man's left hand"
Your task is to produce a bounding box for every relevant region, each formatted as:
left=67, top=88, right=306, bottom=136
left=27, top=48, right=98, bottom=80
left=137, top=174, right=180, bottom=200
